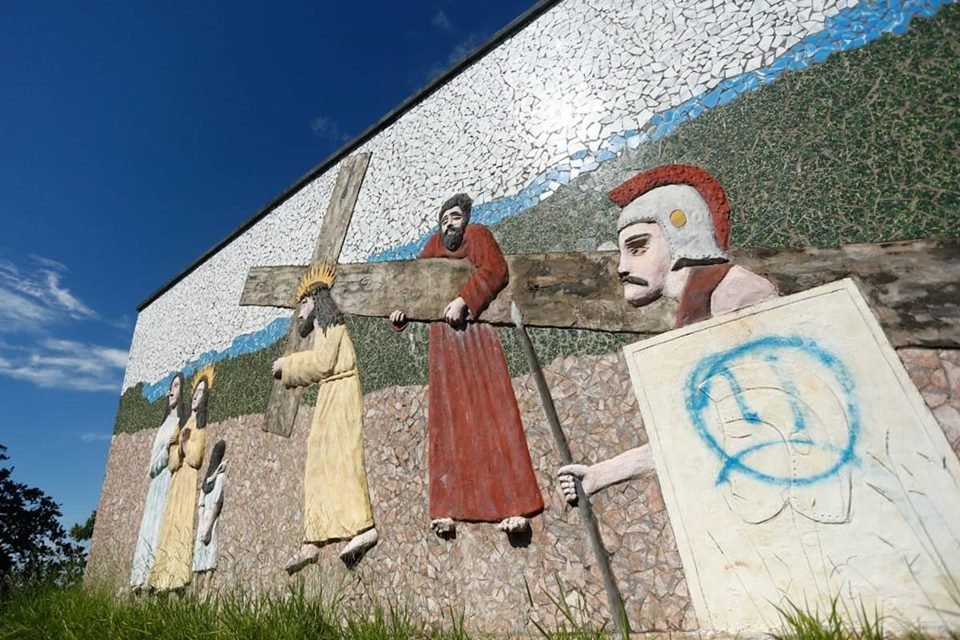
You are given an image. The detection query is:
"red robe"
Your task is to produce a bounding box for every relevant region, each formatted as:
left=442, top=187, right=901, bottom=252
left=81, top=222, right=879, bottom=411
left=420, top=224, right=544, bottom=522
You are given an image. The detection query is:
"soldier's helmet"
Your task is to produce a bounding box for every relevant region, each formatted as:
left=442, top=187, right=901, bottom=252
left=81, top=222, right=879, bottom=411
left=609, top=164, right=731, bottom=270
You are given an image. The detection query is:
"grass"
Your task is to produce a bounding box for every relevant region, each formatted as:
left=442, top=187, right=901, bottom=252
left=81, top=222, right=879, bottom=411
left=772, top=595, right=960, bottom=640
left=771, top=596, right=885, bottom=640
left=0, top=582, right=468, bottom=640
left=3, top=581, right=960, bottom=639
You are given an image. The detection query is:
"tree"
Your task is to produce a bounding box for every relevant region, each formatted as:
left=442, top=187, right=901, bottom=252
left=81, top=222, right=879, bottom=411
left=0, top=443, right=86, bottom=588
left=69, top=510, right=96, bottom=544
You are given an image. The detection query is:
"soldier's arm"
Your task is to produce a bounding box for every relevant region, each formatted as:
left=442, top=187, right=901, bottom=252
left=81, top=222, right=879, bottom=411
left=557, top=444, right=656, bottom=504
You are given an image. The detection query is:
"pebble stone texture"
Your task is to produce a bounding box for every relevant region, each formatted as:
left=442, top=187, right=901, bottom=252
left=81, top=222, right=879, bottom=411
left=87, top=348, right=960, bottom=631
left=120, top=0, right=938, bottom=395
left=91, top=353, right=691, bottom=632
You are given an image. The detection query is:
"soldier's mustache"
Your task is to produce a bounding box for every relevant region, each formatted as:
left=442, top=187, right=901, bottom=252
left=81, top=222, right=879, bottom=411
left=619, top=274, right=649, bottom=286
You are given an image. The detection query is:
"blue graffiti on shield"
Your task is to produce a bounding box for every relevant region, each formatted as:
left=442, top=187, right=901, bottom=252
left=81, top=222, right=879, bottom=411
left=684, top=335, right=860, bottom=486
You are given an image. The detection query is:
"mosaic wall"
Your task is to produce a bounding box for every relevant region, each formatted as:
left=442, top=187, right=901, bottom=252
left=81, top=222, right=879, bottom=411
left=117, top=0, right=960, bottom=425
left=121, top=0, right=957, bottom=401
left=93, top=0, right=960, bottom=633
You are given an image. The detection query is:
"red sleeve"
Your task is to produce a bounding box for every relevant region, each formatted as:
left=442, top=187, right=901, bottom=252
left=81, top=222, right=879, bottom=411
left=420, top=233, right=442, bottom=259
left=459, top=225, right=508, bottom=318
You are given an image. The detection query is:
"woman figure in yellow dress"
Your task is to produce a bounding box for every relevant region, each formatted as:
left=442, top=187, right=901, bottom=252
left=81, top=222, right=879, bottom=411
left=149, top=364, right=213, bottom=591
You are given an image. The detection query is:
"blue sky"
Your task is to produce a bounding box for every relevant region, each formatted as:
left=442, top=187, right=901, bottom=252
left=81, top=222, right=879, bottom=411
left=0, top=1, right=537, bottom=530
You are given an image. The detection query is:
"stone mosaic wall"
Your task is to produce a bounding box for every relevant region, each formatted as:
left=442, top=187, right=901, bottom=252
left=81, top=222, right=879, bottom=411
left=113, top=0, right=960, bottom=430
left=91, top=353, right=692, bottom=632
left=89, top=348, right=960, bottom=631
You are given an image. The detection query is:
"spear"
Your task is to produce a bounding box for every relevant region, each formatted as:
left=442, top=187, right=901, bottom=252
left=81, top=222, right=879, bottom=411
left=510, top=301, right=629, bottom=637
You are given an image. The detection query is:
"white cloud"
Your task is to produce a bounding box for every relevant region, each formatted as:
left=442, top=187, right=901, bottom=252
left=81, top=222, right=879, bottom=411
left=446, top=31, right=487, bottom=65
left=0, top=255, right=100, bottom=330
left=45, top=271, right=98, bottom=320
left=426, top=31, right=488, bottom=81
left=0, top=255, right=127, bottom=393
left=308, top=115, right=349, bottom=144
left=0, top=287, right=54, bottom=330
left=431, top=10, right=452, bottom=30
left=29, top=254, right=67, bottom=271
left=0, top=337, right=128, bottom=392
left=79, top=432, right=112, bottom=442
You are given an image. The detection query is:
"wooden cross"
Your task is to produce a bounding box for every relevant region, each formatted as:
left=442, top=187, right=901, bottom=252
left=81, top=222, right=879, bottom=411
left=262, top=152, right=371, bottom=437
left=242, top=239, right=959, bottom=349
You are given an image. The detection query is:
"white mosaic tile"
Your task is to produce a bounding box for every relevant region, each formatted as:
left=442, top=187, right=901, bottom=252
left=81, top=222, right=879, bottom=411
left=125, top=0, right=862, bottom=390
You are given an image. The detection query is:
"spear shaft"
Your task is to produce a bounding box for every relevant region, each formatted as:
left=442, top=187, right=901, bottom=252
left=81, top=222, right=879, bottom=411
left=510, top=302, right=629, bottom=637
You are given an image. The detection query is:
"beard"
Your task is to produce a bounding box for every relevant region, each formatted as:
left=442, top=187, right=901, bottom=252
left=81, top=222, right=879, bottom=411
left=298, top=308, right=316, bottom=338
left=441, top=225, right=465, bottom=251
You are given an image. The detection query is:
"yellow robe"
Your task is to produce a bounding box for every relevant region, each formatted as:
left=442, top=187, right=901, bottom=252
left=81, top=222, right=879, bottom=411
left=283, top=323, right=373, bottom=543
left=149, top=415, right=205, bottom=591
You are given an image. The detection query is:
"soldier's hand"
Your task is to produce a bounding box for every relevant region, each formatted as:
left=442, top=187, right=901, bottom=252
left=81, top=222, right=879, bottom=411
left=272, top=357, right=284, bottom=379
left=557, top=464, right=592, bottom=505
left=389, top=309, right=407, bottom=330
left=443, top=297, right=468, bottom=329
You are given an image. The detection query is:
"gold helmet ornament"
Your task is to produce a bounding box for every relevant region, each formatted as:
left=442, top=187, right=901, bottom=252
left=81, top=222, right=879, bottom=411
left=191, top=363, right=217, bottom=392
left=294, top=263, right=336, bottom=304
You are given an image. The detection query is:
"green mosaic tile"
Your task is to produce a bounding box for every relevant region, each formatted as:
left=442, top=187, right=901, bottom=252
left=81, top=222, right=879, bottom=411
left=499, top=5, right=960, bottom=253
left=206, top=340, right=282, bottom=423
left=120, top=6, right=960, bottom=424
left=113, top=382, right=166, bottom=435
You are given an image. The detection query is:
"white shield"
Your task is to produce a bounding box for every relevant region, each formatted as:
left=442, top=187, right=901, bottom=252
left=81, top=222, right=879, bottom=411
left=624, top=279, right=960, bottom=633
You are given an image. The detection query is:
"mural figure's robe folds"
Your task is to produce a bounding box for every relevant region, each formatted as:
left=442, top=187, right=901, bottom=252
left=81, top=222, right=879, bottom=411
left=129, top=411, right=178, bottom=588
left=420, top=224, right=543, bottom=521
left=193, top=463, right=225, bottom=573
left=282, top=323, right=374, bottom=542
left=150, top=416, right=205, bottom=591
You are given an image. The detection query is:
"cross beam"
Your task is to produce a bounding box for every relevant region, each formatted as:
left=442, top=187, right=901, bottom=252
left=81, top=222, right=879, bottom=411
left=242, top=239, right=960, bottom=349
left=262, top=152, right=371, bottom=437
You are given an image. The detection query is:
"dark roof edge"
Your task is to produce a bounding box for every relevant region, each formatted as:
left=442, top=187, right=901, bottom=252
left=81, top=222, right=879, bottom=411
left=137, top=0, right=561, bottom=312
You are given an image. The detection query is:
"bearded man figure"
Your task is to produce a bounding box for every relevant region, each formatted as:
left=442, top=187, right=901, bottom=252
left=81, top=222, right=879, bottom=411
left=391, top=193, right=544, bottom=537
left=273, top=264, right=378, bottom=572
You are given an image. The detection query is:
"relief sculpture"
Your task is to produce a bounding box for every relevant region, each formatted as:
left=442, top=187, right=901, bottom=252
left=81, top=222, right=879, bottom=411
left=273, top=264, right=379, bottom=572
left=149, top=364, right=213, bottom=592
left=558, top=164, right=778, bottom=501
left=193, top=438, right=226, bottom=575
left=129, top=372, right=188, bottom=590
left=390, top=194, right=544, bottom=537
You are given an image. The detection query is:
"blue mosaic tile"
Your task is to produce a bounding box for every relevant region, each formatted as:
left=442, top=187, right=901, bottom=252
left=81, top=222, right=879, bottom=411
left=139, top=0, right=955, bottom=399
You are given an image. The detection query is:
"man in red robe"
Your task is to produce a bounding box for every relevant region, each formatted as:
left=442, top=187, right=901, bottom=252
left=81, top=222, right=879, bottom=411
left=390, top=193, right=544, bottom=536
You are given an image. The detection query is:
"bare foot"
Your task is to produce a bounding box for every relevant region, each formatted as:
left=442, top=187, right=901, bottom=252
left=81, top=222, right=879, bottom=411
left=497, top=516, right=530, bottom=533
left=430, top=518, right=456, bottom=537
left=284, top=543, right=321, bottom=574
left=339, top=528, right=379, bottom=563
